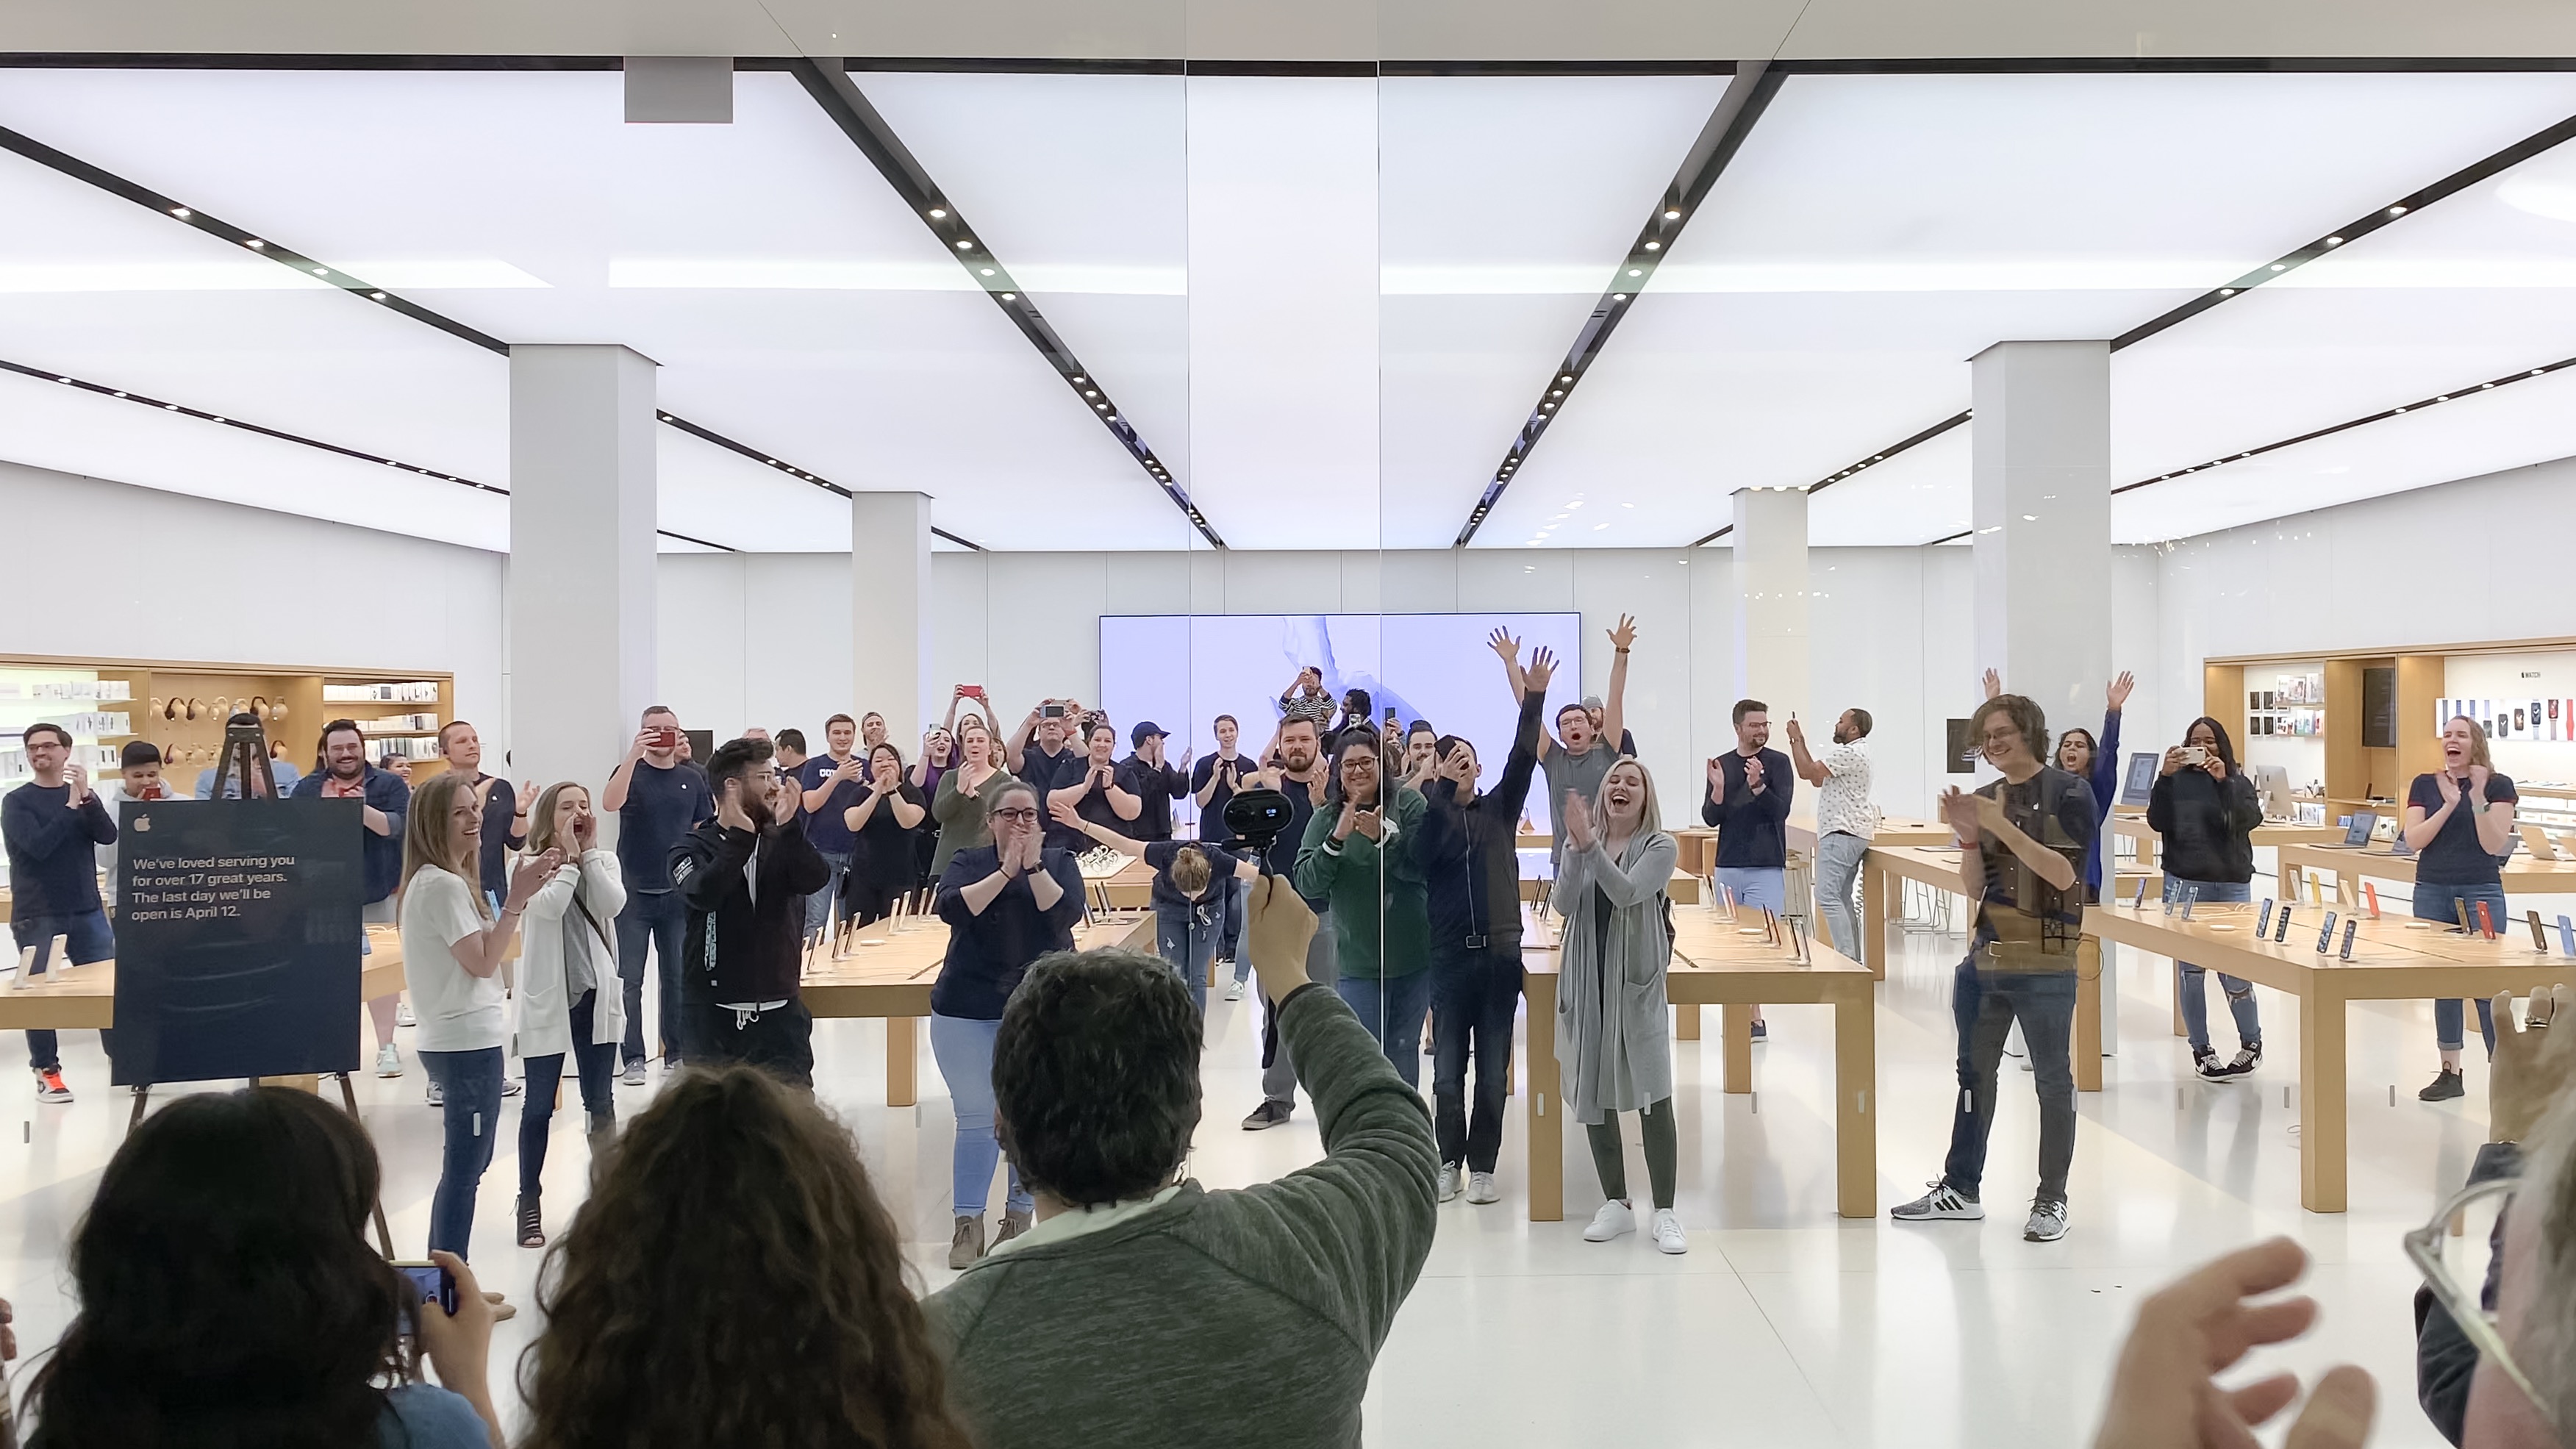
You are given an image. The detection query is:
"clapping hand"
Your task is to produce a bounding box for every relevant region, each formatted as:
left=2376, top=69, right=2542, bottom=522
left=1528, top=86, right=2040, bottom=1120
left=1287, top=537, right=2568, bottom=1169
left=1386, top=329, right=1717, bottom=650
left=2467, top=762, right=2494, bottom=798
left=715, top=777, right=757, bottom=833
left=2436, top=771, right=2463, bottom=806
left=504, top=849, right=565, bottom=911
left=1939, top=786, right=1978, bottom=837
left=1017, top=824, right=1045, bottom=873
left=2489, top=984, right=2574, bottom=1143
left=1350, top=806, right=1383, bottom=841
left=65, top=762, right=90, bottom=806
left=1743, top=756, right=1766, bottom=793
left=1561, top=790, right=1597, bottom=850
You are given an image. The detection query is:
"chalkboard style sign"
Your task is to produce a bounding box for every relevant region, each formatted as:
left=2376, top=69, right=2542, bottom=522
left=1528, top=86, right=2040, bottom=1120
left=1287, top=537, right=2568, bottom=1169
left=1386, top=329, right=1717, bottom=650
left=110, top=798, right=365, bottom=1087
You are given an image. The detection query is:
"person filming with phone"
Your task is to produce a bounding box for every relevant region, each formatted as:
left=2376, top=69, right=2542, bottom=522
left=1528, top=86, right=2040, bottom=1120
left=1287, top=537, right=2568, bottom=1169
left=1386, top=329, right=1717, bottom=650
left=603, top=706, right=712, bottom=1081
left=669, top=737, right=831, bottom=1088
left=2150, top=718, right=2266, bottom=1082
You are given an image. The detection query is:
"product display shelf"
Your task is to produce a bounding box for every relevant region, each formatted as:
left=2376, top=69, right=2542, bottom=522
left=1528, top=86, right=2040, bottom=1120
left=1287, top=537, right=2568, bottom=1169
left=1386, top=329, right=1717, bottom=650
left=0, top=656, right=451, bottom=789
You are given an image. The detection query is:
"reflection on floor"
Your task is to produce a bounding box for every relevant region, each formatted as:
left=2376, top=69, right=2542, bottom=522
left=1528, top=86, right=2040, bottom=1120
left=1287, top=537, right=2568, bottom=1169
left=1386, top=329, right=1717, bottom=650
left=0, top=922, right=2488, bottom=1447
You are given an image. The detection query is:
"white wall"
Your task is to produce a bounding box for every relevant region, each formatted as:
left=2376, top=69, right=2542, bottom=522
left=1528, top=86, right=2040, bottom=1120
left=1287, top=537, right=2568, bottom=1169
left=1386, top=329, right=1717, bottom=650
left=0, top=459, right=507, bottom=731
left=656, top=552, right=854, bottom=744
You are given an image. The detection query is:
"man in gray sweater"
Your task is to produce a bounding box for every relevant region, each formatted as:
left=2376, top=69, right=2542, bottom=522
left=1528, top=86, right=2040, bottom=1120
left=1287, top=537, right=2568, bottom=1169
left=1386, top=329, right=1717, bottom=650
left=925, top=873, right=1438, bottom=1447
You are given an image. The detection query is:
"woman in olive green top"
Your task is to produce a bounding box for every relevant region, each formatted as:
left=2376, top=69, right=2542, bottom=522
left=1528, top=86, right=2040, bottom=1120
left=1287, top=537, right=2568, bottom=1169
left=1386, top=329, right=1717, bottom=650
left=1294, top=733, right=1431, bottom=1085
left=930, top=717, right=1018, bottom=884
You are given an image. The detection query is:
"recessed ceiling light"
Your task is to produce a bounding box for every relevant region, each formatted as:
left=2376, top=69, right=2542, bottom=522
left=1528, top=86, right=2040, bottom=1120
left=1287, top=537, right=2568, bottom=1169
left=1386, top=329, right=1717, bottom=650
left=2436, top=395, right=2449, bottom=401
left=1550, top=390, right=1563, bottom=398
left=370, top=291, right=387, bottom=301
left=1643, top=241, right=1661, bottom=251
left=112, top=391, right=125, bottom=398
left=246, top=239, right=265, bottom=249
left=660, top=413, right=673, bottom=421
left=1664, top=208, right=1681, bottom=219
left=1084, top=390, right=1098, bottom=398
left=2326, top=236, right=2343, bottom=246
left=2389, top=205, right=2407, bottom=215
left=164, top=403, right=177, bottom=410
left=1560, top=373, right=1573, bottom=383
left=171, top=207, right=190, bottom=218
left=2220, top=287, right=2235, bottom=296
left=980, top=268, right=995, bottom=276
left=1096, top=403, right=1108, bottom=411
left=956, top=240, right=974, bottom=251
left=1001, top=291, right=1015, bottom=300
left=1627, top=268, right=1642, bottom=276
left=2269, top=263, right=2286, bottom=271
left=928, top=207, right=947, bottom=218
left=1612, top=293, right=1626, bottom=301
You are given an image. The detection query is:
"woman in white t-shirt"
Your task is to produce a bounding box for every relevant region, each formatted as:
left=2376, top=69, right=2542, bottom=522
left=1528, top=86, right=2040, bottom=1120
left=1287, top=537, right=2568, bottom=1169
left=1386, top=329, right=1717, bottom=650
left=512, top=781, right=626, bottom=1249
left=401, top=770, right=557, bottom=1289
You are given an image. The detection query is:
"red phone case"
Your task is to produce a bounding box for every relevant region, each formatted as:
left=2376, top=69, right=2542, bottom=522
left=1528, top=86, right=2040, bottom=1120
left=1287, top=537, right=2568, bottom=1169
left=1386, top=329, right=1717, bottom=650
left=2363, top=881, right=2380, bottom=919
left=2476, top=901, right=2497, bottom=940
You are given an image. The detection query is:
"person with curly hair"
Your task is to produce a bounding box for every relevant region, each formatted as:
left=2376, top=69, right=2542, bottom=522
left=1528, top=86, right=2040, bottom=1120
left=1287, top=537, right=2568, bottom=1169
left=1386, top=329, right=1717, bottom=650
left=21, top=1086, right=503, bottom=1448
left=518, top=1064, right=971, bottom=1449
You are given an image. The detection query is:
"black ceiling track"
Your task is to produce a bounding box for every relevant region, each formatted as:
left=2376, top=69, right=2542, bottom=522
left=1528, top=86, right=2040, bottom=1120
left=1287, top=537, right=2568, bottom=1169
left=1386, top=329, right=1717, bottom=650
left=1450, top=60, right=1783, bottom=547
left=0, top=357, right=731, bottom=550
left=788, top=56, right=1223, bottom=547
left=0, top=118, right=970, bottom=548
left=1692, top=408, right=1972, bottom=545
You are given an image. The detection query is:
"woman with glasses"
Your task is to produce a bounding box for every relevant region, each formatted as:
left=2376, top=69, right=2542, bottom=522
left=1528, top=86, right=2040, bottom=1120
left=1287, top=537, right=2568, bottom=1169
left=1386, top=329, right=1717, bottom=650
left=2405, top=715, right=2519, bottom=1101
left=930, top=781, right=1083, bottom=1269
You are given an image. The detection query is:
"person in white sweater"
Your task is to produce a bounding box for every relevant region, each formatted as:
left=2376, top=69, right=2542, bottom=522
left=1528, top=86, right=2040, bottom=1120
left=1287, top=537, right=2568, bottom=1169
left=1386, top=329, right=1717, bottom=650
left=512, top=781, right=627, bottom=1249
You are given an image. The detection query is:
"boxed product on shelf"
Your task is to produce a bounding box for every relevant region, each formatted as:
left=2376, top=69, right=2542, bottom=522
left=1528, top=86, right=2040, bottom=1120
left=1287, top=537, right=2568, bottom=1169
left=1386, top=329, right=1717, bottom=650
left=323, top=681, right=440, bottom=704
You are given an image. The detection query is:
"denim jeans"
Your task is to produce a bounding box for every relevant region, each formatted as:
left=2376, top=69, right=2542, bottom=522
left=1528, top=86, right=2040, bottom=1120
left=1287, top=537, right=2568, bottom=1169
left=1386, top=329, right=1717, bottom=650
left=1431, top=945, right=1522, bottom=1172
left=806, top=850, right=851, bottom=937
left=2166, top=878, right=2261, bottom=1052
left=614, top=887, right=687, bottom=1066
left=1812, top=831, right=1869, bottom=958
left=12, top=909, right=113, bottom=1072
left=1942, top=963, right=2078, bottom=1206
left=2416, top=881, right=2506, bottom=1053
left=418, top=1046, right=504, bottom=1259
left=1220, top=875, right=1250, bottom=981
left=518, top=990, right=618, bottom=1200
left=1262, top=906, right=1339, bottom=1107
left=929, top=1012, right=1032, bottom=1218
left=1155, top=898, right=1220, bottom=1017
left=1714, top=866, right=1786, bottom=915
left=1335, top=970, right=1433, bottom=1090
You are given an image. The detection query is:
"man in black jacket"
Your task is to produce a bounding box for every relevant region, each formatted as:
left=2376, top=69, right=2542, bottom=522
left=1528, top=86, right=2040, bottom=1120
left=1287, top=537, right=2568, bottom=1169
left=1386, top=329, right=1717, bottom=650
left=670, top=737, right=832, bottom=1087
left=1413, top=644, right=1554, bottom=1205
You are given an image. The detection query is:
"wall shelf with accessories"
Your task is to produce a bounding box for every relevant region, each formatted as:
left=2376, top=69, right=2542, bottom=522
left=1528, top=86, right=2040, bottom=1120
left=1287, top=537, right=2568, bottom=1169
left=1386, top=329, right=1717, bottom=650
left=0, top=656, right=451, bottom=791
left=2208, top=635, right=2576, bottom=831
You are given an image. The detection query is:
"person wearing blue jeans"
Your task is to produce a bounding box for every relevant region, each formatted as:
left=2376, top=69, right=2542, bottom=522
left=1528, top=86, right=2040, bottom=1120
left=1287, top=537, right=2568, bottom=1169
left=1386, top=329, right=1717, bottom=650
left=2148, top=717, right=2267, bottom=1081
left=11, top=911, right=112, bottom=1082
left=1332, top=972, right=1434, bottom=1090
left=420, top=1045, right=505, bottom=1256
left=2167, top=878, right=2261, bottom=1065
left=3, top=724, right=121, bottom=1102
left=613, top=888, right=688, bottom=1073
left=1941, top=967, right=2078, bottom=1204
left=1704, top=699, right=1795, bottom=1042
left=929, top=1013, right=1034, bottom=1243
left=2402, top=716, right=2518, bottom=1101
left=1156, top=896, right=1220, bottom=1018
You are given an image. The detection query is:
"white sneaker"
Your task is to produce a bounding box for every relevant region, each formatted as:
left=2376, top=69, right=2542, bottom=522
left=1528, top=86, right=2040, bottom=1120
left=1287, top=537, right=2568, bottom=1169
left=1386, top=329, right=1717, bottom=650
left=2023, top=1200, right=2069, bottom=1242
left=1437, top=1163, right=1463, bottom=1203
left=1582, top=1200, right=1635, bottom=1242
left=1466, top=1170, right=1500, bottom=1204
left=1223, top=978, right=1243, bottom=1002
left=502, top=1077, right=523, bottom=1098
left=1652, top=1207, right=1688, bottom=1254
left=1889, top=1180, right=1985, bottom=1221
left=426, top=1079, right=444, bottom=1108
left=395, top=1001, right=416, bottom=1028
left=373, top=1043, right=402, bottom=1078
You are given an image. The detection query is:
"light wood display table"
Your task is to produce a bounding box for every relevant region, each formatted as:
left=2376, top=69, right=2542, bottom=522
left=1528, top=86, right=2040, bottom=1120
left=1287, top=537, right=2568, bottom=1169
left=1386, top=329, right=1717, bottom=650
left=1522, top=870, right=1703, bottom=906
left=0, top=923, right=415, bottom=1033
left=2275, top=846, right=2576, bottom=904
left=1520, top=905, right=1878, bottom=1223
left=800, top=913, right=1153, bottom=1106
left=2085, top=901, right=2576, bottom=1212
left=1785, top=814, right=1950, bottom=856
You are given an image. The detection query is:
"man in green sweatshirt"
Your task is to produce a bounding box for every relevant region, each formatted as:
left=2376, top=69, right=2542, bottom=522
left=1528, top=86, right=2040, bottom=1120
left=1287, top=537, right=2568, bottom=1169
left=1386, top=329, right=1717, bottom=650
left=925, top=874, right=1437, bottom=1448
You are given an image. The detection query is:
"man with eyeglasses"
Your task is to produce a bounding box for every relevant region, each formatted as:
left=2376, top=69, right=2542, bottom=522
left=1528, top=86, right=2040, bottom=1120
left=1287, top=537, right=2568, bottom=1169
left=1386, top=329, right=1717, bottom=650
left=1891, top=692, right=2095, bottom=1244
left=4, top=723, right=118, bottom=1103
left=669, top=737, right=830, bottom=1087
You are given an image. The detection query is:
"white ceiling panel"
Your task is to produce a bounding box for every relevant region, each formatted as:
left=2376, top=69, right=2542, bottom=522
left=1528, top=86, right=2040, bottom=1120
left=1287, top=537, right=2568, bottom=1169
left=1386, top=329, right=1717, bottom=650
left=2113, top=365, right=2576, bottom=544
left=1375, top=74, right=1732, bottom=548
left=1480, top=69, right=2576, bottom=548
left=1803, top=423, right=1975, bottom=545
left=1184, top=76, right=1381, bottom=549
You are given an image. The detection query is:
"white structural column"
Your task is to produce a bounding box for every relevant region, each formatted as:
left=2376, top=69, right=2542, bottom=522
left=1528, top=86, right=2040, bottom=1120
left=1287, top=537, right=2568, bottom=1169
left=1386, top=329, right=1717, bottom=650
left=507, top=344, right=659, bottom=794
left=853, top=491, right=934, bottom=736
left=1971, top=340, right=2111, bottom=743
left=1730, top=485, right=1811, bottom=723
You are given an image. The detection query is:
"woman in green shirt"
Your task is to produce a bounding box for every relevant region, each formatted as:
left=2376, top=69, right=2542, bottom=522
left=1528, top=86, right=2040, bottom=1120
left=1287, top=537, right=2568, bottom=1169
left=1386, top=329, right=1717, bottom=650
left=1294, top=732, right=1431, bottom=1084
left=929, top=717, right=1018, bottom=885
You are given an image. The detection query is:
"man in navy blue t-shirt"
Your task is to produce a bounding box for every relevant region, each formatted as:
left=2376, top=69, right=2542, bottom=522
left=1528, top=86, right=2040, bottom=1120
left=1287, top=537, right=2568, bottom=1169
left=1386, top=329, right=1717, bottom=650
left=2, top=723, right=116, bottom=1103
left=798, top=713, right=867, bottom=940
left=604, top=704, right=712, bottom=1078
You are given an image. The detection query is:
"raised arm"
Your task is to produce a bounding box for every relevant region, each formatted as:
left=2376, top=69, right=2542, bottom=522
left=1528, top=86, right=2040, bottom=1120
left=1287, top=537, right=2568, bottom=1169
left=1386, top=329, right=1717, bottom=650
left=1600, top=613, right=1634, bottom=752
left=1490, top=671, right=1552, bottom=819
left=1485, top=627, right=1529, bottom=704
left=1786, top=715, right=1828, bottom=787
left=1005, top=705, right=1041, bottom=776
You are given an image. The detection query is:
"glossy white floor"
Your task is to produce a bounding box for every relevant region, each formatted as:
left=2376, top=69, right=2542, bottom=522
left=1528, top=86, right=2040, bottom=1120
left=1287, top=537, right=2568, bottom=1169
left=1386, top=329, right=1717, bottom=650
left=0, top=909, right=2497, bottom=1447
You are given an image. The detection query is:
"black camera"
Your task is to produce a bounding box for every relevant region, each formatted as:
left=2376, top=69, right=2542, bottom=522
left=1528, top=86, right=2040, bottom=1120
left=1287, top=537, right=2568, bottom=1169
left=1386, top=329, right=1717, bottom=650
left=1224, top=787, right=1293, bottom=861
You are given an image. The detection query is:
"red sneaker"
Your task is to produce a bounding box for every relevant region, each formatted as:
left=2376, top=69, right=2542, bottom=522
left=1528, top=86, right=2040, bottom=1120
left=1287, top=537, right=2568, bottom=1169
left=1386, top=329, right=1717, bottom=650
left=33, top=1067, right=73, bottom=1103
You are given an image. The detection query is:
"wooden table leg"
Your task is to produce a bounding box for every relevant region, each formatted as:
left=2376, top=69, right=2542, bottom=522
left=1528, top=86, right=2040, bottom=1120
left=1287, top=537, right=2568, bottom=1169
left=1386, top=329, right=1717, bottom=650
left=1676, top=1003, right=1701, bottom=1040
left=1861, top=856, right=1888, bottom=978
left=1722, top=1003, right=1754, bottom=1094
left=2298, top=981, right=2348, bottom=1212
left=1523, top=975, right=1562, bottom=1222
left=1832, top=984, right=1876, bottom=1218
left=2074, top=937, right=2103, bottom=1092
left=887, top=1015, right=919, bottom=1108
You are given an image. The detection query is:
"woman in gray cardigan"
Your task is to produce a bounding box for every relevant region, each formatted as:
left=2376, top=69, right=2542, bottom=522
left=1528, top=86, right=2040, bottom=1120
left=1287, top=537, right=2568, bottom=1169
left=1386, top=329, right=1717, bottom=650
left=1551, top=758, right=1686, bottom=1255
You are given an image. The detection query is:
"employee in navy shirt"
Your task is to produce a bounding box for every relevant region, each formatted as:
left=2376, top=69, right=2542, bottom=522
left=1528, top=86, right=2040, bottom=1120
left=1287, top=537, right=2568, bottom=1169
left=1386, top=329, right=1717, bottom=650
left=1116, top=722, right=1191, bottom=842
left=603, top=705, right=712, bottom=1078
left=1192, top=713, right=1256, bottom=988
left=1041, top=723, right=1139, bottom=853
left=4, top=723, right=117, bottom=1103
left=798, top=713, right=868, bottom=940
left=1701, top=698, right=1794, bottom=1043
left=2403, top=713, right=2520, bottom=1101
left=290, top=719, right=413, bottom=1080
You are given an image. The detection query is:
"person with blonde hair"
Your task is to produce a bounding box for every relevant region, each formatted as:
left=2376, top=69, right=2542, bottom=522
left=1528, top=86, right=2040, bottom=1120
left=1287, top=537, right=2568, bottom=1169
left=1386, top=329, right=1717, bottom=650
left=2405, top=713, right=2520, bottom=1101
left=510, top=781, right=626, bottom=1248
left=1051, top=796, right=1258, bottom=1015
left=399, top=770, right=557, bottom=1287
left=1553, top=756, right=1686, bottom=1253
left=929, top=715, right=1018, bottom=887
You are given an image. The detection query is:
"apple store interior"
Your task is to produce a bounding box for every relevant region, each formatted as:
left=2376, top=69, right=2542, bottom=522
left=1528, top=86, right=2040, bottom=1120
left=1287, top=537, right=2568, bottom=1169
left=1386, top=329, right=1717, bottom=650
left=2, top=7, right=2575, bottom=1447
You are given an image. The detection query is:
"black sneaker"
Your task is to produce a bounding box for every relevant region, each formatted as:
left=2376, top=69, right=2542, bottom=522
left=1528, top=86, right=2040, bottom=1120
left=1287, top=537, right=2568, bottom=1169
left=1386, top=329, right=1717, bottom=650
left=1750, top=1020, right=1768, bottom=1042
left=2220, top=1042, right=2264, bottom=1078
left=1240, top=1099, right=1292, bottom=1131
left=2192, top=1048, right=2229, bottom=1082
left=2419, top=1067, right=2466, bottom=1102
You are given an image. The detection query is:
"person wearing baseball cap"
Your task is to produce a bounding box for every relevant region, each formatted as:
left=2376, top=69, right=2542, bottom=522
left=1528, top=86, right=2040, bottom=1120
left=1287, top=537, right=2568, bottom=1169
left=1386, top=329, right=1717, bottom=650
left=1117, top=721, right=1192, bottom=842
left=1581, top=695, right=1637, bottom=757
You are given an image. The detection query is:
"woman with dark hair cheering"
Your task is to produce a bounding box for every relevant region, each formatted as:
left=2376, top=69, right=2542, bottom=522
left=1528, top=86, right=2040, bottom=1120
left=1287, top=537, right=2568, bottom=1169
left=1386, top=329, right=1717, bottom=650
left=519, top=1064, right=972, bottom=1449
left=1294, top=732, right=1431, bottom=1081
left=2148, top=716, right=2265, bottom=1081
left=23, top=1087, right=502, bottom=1448
left=842, top=741, right=929, bottom=926
left=1993, top=667, right=2130, bottom=898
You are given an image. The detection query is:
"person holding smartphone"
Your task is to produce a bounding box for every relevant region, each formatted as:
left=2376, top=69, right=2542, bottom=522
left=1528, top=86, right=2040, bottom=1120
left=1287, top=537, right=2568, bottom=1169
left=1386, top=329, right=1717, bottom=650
left=602, top=705, right=712, bottom=1082
left=841, top=743, right=929, bottom=927
left=2404, top=714, right=2519, bottom=1101
left=931, top=781, right=1084, bottom=1266
left=2150, top=718, right=2265, bottom=1081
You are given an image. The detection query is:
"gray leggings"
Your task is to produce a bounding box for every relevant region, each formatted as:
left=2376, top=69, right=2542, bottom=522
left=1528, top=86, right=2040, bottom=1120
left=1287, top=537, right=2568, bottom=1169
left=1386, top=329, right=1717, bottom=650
left=1585, top=1098, right=1678, bottom=1210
